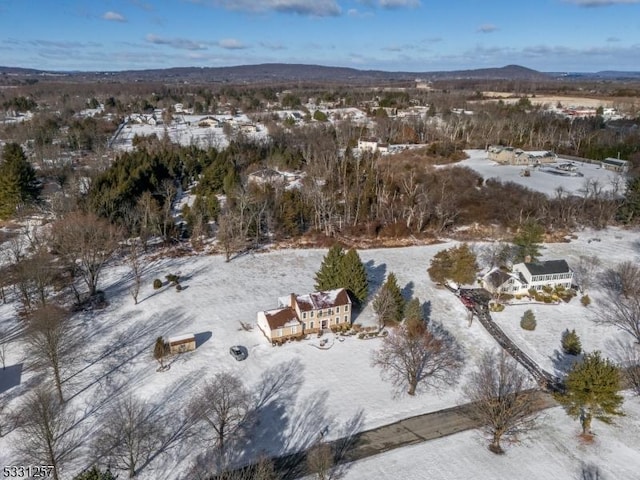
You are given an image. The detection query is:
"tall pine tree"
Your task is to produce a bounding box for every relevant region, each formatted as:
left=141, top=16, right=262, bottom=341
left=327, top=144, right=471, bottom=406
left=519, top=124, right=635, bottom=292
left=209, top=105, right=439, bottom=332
left=341, top=248, right=369, bottom=306
left=0, top=143, right=39, bottom=219
left=373, top=272, right=405, bottom=325
left=314, top=244, right=345, bottom=291
left=555, top=351, right=623, bottom=435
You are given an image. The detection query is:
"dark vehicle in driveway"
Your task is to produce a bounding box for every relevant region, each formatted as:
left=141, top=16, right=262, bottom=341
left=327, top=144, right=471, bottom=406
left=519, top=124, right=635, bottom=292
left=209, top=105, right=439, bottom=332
left=229, top=345, right=248, bottom=361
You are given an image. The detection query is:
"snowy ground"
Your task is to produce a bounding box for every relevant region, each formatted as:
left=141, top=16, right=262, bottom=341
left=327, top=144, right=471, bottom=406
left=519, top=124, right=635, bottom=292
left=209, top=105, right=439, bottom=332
left=111, top=114, right=269, bottom=151
left=330, top=395, right=640, bottom=480
left=1, top=228, right=639, bottom=478
left=457, top=149, right=626, bottom=197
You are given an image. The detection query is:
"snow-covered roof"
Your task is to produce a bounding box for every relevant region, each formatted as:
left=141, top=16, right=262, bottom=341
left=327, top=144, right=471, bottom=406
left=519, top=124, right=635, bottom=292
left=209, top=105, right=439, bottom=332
left=262, top=307, right=301, bottom=330
left=167, top=333, right=195, bottom=345
left=295, top=288, right=351, bottom=312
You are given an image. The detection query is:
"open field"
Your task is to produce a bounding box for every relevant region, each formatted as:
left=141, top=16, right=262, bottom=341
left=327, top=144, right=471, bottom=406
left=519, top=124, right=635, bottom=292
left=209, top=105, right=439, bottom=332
left=1, top=228, right=638, bottom=478
left=456, top=149, right=626, bottom=197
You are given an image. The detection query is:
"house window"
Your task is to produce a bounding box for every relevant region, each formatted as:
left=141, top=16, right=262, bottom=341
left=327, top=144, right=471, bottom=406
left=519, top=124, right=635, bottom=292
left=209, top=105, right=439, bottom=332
left=336, top=306, right=340, bottom=313
left=302, top=312, right=307, bottom=319
left=310, top=311, right=314, bottom=318
left=276, top=328, right=283, bottom=338
left=310, top=321, right=314, bottom=329
left=335, top=317, right=339, bottom=324
left=344, top=315, right=348, bottom=323
left=344, top=305, right=349, bottom=312
left=317, top=310, right=322, bottom=317
left=291, top=325, right=297, bottom=334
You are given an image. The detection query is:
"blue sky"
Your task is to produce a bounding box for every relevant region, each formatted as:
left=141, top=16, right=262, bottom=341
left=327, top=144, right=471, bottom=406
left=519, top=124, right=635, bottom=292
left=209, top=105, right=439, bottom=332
left=1, top=0, right=639, bottom=72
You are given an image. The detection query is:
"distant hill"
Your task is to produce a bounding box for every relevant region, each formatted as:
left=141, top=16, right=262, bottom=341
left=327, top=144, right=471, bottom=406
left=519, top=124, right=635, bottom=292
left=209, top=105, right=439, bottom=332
left=0, top=63, right=555, bottom=84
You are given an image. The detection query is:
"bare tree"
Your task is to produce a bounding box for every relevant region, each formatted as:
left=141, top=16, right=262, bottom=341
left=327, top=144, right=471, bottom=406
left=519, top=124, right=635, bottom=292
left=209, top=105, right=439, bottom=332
left=50, top=211, right=121, bottom=298
left=16, top=387, right=80, bottom=480
left=0, top=324, right=8, bottom=370
left=372, top=286, right=397, bottom=329
left=94, top=395, right=164, bottom=478
left=612, top=340, right=640, bottom=395
left=25, top=305, right=78, bottom=402
left=372, top=322, right=463, bottom=396
left=597, top=294, right=640, bottom=344
left=599, top=261, right=640, bottom=299
left=191, top=372, right=250, bottom=455
left=128, top=240, right=143, bottom=305
left=10, top=247, right=56, bottom=312
left=306, top=440, right=334, bottom=480
left=463, top=350, right=538, bottom=454
left=573, top=255, right=602, bottom=294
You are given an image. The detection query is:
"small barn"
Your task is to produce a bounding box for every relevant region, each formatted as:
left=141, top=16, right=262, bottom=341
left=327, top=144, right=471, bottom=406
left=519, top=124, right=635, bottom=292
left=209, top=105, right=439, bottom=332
left=166, top=333, right=196, bottom=354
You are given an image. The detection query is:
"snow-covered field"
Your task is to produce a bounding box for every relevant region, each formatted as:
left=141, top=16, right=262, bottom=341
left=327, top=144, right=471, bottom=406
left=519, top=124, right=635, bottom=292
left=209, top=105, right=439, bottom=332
left=1, top=228, right=639, bottom=478
left=332, top=395, right=640, bottom=480
left=111, top=114, right=269, bottom=151
left=458, top=149, right=625, bottom=197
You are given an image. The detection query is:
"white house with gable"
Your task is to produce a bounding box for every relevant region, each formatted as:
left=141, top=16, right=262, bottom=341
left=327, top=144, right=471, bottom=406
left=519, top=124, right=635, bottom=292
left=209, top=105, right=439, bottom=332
left=483, top=259, right=573, bottom=296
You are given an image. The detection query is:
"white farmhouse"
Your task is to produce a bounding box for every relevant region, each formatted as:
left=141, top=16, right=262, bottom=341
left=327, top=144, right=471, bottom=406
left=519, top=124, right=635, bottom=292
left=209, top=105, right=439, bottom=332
left=483, top=260, right=573, bottom=296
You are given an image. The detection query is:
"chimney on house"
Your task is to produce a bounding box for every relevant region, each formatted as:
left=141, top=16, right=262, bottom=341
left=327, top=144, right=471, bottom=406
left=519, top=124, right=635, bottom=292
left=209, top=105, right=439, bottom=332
left=290, top=293, right=296, bottom=309
left=525, top=255, right=532, bottom=263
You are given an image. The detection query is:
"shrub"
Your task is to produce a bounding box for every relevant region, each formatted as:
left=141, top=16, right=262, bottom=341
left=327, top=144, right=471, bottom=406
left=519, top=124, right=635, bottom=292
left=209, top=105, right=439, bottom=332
left=176, top=284, right=183, bottom=292
left=581, top=295, right=591, bottom=307
left=358, top=333, right=365, bottom=339
left=153, top=278, right=162, bottom=289
left=166, top=273, right=180, bottom=285
left=520, top=309, right=536, bottom=331
left=489, top=302, right=505, bottom=312
left=543, top=296, right=552, bottom=304
left=561, top=329, right=582, bottom=356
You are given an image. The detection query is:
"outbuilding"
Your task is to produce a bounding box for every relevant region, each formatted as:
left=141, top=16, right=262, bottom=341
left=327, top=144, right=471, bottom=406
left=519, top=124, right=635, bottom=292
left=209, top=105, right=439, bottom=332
left=166, top=333, right=196, bottom=354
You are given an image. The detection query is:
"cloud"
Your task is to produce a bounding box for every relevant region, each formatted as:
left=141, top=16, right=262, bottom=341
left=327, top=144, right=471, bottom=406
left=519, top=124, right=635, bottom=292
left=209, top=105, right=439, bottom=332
left=145, top=34, right=208, bottom=50
left=217, top=38, right=247, bottom=49
left=564, top=0, right=639, bottom=6
left=606, top=36, right=621, bottom=42
left=102, top=11, right=127, bottom=22
left=378, top=0, right=421, bottom=7
left=477, top=24, right=498, bottom=33
left=201, top=0, right=341, bottom=16
left=259, top=41, right=287, bottom=50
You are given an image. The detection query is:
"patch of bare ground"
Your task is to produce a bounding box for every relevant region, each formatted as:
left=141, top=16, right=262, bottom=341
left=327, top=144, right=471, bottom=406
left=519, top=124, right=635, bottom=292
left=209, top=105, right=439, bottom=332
left=578, top=433, right=596, bottom=445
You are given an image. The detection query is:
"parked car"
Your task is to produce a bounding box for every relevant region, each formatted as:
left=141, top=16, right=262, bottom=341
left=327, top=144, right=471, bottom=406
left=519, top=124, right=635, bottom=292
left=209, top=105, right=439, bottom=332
left=229, top=345, right=248, bottom=361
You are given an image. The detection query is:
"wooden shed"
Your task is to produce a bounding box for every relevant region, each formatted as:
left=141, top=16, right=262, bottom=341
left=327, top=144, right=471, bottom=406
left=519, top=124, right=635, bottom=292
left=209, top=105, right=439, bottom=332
left=166, top=333, right=196, bottom=354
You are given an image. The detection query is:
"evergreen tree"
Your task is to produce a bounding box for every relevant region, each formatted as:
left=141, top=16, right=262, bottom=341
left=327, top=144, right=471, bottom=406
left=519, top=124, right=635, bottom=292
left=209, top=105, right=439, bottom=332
left=617, top=176, right=640, bottom=224
left=153, top=337, right=168, bottom=371
left=520, top=309, right=536, bottom=331
left=555, top=351, right=623, bottom=435
left=373, top=272, right=405, bottom=326
left=427, top=243, right=478, bottom=285
left=341, top=248, right=368, bottom=306
left=0, top=143, right=39, bottom=219
left=513, top=220, right=544, bottom=262
left=561, top=329, right=582, bottom=356
left=404, top=297, right=426, bottom=337
left=314, top=244, right=345, bottom=292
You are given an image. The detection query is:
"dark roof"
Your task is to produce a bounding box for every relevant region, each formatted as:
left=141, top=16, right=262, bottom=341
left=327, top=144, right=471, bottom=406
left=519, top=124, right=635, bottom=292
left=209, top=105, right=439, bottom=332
left=524, top=260, right=570, bottom=276
left=263, top=307, right=300, bottom=330
left=484, top=269, right=512, bottom=289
